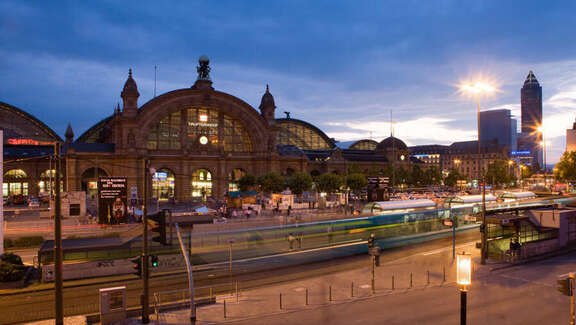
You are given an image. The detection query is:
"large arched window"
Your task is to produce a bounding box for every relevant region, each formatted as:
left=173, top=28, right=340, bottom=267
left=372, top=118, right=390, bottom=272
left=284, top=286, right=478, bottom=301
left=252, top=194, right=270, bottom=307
left=228, top=168, right=246, bottom=192
left=191, top=169, right=212, bottom=199
left=147, top=107, right=252, bottom=153
left=152, top=168, right=175, bottom=201
left=39, top=169, right=56, bottom=194
left=81, top=167, right=108, bottom=197
left=3, top=169, right=28, bottom=197
left=349, top=139, right=378, bottom=151
left=276, top=119, right=334, bottom=150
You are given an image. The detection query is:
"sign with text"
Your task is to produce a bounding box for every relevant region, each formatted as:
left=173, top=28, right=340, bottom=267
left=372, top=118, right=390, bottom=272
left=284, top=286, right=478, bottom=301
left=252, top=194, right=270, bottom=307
left=98, top=177, right=127, bottom=224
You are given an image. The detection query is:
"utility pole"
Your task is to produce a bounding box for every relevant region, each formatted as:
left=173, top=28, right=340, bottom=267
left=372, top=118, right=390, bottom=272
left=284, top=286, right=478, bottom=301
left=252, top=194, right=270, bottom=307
left=54, top=142, right=63, bottom=325
left=141, top=159, right=150, bottom=323
left=477, top=99, right=487, bottom=265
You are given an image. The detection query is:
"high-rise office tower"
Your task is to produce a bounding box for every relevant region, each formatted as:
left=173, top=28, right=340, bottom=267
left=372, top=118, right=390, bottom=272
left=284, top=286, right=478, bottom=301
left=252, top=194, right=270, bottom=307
left=520, top=71, right=543, bottom=168
left=479, top=109, right=517, bottom=152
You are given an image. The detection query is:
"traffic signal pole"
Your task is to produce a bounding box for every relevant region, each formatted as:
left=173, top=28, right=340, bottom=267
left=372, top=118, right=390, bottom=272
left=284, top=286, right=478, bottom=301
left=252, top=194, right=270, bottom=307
left=54, top=142, right=63, bottom=325
left=142, top=159, right=150, bottom=323
left=571, top=273, right=575, bottom=325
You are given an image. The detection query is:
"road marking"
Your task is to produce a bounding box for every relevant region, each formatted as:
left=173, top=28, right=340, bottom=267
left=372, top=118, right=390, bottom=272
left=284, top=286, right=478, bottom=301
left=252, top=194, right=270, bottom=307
left=421, top=241, right=477, bottom=256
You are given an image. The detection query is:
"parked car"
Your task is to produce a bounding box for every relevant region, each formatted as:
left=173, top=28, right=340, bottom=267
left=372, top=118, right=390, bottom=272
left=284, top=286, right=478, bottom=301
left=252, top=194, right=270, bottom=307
left=11, top=194, right=27, bottom=205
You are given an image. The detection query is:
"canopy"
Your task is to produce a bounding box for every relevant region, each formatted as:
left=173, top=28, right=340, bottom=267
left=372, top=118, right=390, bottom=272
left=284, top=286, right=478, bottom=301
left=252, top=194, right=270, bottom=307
left=499, top=191, right=536, bottom=200
left=454, top=194, right=497, bottom=203
left=363, top=199, right=436, bottom=214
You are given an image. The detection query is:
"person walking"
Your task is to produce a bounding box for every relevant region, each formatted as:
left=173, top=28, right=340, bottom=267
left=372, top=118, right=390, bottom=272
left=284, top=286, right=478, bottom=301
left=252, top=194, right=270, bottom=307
left=288, top=233, right=295, bottom=250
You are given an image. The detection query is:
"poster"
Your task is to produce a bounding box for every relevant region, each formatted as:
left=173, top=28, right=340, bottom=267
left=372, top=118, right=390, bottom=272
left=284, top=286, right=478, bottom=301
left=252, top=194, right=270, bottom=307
left=98, top=177, right=127, bottom=224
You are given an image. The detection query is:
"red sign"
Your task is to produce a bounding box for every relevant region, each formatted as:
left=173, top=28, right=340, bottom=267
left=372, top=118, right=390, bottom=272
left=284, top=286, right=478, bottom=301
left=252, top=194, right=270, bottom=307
left=7, top=138, right=55, bottom=146
left=443, top=219, right=453, bottom=227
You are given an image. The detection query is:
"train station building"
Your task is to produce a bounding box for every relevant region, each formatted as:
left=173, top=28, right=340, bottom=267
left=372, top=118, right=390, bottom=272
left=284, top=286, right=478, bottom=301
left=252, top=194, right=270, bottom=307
left=1, top=57, right=413, bottom=203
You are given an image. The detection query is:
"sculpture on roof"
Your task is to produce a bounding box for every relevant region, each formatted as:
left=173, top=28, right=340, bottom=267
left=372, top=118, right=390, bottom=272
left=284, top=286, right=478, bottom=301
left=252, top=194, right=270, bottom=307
left=197, top=55, right=211, bottom=81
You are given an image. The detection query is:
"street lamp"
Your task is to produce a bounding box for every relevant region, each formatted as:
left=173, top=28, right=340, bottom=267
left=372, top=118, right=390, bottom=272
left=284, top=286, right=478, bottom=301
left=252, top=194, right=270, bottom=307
left=459, top=81, right=496, bottom=265
left=457, top=252, right=472, bottom=325
left=507, top=160, right=514, bottom=188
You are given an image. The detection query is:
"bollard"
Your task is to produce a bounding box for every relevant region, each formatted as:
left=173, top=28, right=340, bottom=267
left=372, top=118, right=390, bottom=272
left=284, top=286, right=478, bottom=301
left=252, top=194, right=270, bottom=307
left=443, top=265, right=446, bottom=283
left=427, top=270, right=430, bottom=285
left=280, top=293, right=283, bottom=310
left=235, top=281, right=239, bottom=303
left=392, top=275, right=395, bottom=290
left=351, top=281, right=354, bottom=297
left=329, top=286, right=332, bottom=302
left=410, top=272, right=413, bottom=288
left=306, top=288, right=309, bottom=306
left=223, top=299, right=227, bottom=319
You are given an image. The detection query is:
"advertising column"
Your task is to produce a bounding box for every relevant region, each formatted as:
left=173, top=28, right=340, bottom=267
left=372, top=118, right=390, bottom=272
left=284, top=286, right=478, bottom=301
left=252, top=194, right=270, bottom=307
left=98, top=177, right=128, bottom=224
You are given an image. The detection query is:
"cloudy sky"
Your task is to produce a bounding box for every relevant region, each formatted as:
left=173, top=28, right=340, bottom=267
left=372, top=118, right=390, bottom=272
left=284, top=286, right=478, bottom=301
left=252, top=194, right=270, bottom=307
left=1, top=1, right=575, bottom=163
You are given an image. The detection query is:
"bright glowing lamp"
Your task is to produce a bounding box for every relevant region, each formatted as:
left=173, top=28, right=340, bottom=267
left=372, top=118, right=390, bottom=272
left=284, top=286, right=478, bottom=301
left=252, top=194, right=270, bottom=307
left=457, top=252, right=472, bottom=286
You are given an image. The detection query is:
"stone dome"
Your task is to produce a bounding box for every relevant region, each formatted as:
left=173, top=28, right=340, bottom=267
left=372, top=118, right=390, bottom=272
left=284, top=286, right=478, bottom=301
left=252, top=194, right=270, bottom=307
left=376, top=136, right=407, bottom=151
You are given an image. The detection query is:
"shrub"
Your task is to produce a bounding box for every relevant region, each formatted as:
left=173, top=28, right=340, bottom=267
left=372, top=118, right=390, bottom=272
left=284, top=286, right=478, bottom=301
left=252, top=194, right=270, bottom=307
left=0, top=261, right=26, bottom=282
left=12, top=236, right=44, bottom=248
left=0, top=253, right=23, bottom=265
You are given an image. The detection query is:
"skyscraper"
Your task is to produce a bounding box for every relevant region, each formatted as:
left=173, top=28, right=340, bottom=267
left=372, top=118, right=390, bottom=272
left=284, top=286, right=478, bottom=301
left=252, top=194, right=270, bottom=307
left=479, top=109, right=517, bottom=152
left=520, top=71, right=543, bottom=168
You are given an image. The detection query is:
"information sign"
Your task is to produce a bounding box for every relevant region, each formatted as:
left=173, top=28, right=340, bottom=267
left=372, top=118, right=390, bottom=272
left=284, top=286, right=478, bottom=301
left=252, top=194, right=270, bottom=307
left=98, top=177, right=127, bottom=224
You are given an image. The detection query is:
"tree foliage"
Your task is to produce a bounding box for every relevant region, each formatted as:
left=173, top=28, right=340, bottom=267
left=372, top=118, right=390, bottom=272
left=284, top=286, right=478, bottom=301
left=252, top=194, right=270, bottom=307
left=237, top=174, right=257, bottom=193
left=444, top=168, right=466, bottom=187
left=286, top=172, right=313, bottom=195
left=555, top=151, right=576, bottom=182
left=485, top=160, right=513, bottom=187
left=316, top=173, right=344, bottom=194
left=257, top=172, right=285, bottom=194
left=346, top=173, right=367, bottom=193
left=423, top=166, right=442, bottom=185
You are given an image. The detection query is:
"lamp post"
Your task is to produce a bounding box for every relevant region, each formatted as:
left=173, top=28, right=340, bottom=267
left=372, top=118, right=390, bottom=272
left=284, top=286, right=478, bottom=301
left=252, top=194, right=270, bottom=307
left=446, top=197, right=464, bottom=260
left=507, top=160, right=514, bottom=188
left=457, top=252, right=472, bottom=325
left=537, top=125, right=547, bottom=190
left=460, top=82, right=496, bottom=265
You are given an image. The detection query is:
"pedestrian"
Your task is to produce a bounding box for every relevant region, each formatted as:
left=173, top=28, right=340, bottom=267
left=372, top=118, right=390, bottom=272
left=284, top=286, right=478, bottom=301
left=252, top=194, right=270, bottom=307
left=287, top=205, right=292, bottom=217
left=231, top=209, right=237, bottom=219
left=298, top=232, right=303, bottom=249
left=247, top=208, right=252, bottom=219
left=288, top=233, right=295, bottom=250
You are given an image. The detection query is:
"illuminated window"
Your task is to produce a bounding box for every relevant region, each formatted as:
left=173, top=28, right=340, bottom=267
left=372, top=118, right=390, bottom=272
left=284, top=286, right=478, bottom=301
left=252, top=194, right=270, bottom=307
left=39, top=169, right=58, bottom=194
left=349, top=140, right=377, bottom=150
left=147, top=107, right=252, bottom=152
left=228, top=168, right=246, bottom=192
left=4, top=169, right=28, bottom=197
left=152, top=168, right=175, bottom=201
left=192, top=169, right=212, bottom=198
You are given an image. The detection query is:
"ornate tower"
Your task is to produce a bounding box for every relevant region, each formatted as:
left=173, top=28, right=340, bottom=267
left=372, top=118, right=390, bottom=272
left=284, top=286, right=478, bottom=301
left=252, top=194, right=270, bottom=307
left=520, top=70, right=543, bottom=168
left=121, top=69, right=139, bottom=118
left=65, top=123, right=74, bottom=144
left=259, top=85, right=276, bottom=124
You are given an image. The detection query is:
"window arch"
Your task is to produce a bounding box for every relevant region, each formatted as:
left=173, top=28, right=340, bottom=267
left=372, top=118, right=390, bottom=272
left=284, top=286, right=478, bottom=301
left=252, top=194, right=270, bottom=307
left=276, top=119, right=334, bottom=150
left=152, top=168, right=175, bottom=201
left=3, top=169, right=28, bottom=198
left=147, top=107, right=252, bottom=153
left=81, top=167, right=108, bottom=197
left=191, top=169, right=212, bottom=199
left=228, top=168, right=246, bottom=192
left=349, top=140, right=378, bottom=151
left=39, top=169, right=60, bottom=194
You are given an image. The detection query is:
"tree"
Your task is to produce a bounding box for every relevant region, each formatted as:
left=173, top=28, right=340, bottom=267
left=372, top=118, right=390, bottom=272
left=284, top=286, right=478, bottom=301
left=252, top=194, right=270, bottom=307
left=555, top=151, right=576, bottom=182
left=237, top=174, right=257, bottom=193
left=316, top=173, right=344, bottom=194
left=485, top=160, right=513, bottom=187
left=346, top=173, right=367, bottom=193
left=257, top=172, right=285, bottom=194
left=286, top=172, right=313, bottom=195
left=409, top=165, right=424, bottom=186
left=423, top=166, right=442, bottom=185
left=444, top=168, right=465, bottom=187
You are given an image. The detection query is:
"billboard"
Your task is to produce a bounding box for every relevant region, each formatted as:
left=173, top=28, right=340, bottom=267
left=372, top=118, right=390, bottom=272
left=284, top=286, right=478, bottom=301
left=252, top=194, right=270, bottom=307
left=98, top=177, right=127, bottom=224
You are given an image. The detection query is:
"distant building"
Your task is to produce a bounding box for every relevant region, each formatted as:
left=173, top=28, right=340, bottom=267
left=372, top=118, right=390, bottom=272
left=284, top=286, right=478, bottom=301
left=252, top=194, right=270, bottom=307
left=567, top=118, right=576, bottom=153
left=479, top=109, right=517, bottom=153
left=408, top=145, right=448, bottom=167
left=520, top=71, right=543, bottom=168
left=441, top=140, right=509, bottom=182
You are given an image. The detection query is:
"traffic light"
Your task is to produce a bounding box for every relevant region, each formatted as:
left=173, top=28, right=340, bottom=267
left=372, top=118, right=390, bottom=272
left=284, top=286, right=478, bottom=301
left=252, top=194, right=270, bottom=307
left=151, top=255, right=159, bottom=268
left=149, top=211, right=167, bottom=245
left=557, top=277, right=573, bottom=296
left=131, top=256, right=142, bottom=278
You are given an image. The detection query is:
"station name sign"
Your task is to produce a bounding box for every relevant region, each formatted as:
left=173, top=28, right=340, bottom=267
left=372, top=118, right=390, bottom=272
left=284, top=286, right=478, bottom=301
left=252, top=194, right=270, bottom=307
left=511, top=150, right=531, bottom=156
left=187, top=121, right=218, bottom=128
left=6, top=138, right=55, bottom=146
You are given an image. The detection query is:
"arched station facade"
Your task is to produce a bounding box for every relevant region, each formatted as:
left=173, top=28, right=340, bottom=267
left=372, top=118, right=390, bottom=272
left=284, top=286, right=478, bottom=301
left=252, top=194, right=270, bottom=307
left=2, top=57, right=415, bottom=203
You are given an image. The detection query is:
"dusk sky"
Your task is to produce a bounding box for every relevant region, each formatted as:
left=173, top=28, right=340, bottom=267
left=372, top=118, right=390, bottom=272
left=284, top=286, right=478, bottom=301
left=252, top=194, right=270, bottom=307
left=1, top=1, right=575, bottom=162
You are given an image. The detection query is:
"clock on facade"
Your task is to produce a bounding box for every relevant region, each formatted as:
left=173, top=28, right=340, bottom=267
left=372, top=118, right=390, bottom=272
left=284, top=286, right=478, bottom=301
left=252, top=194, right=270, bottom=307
left=199, top=136, right=208, bottom=145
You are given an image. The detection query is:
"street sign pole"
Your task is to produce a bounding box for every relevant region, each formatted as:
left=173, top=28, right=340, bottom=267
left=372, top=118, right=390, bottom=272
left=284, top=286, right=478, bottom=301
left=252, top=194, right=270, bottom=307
left=571, top=273, right=575, bottom=325
left=141, top=159, right=150, bottom=324
left=54, top=142, right=63, bottom=325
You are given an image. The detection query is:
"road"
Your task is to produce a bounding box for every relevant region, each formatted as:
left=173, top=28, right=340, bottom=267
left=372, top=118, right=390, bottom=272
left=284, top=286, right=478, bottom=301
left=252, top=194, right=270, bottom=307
left=0, top=230, right=480, bottom=324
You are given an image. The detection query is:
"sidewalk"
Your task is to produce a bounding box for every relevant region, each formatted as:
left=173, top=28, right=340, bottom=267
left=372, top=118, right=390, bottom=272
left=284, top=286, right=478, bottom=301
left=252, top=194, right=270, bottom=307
left=150, top=240, right=483, bottom=324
